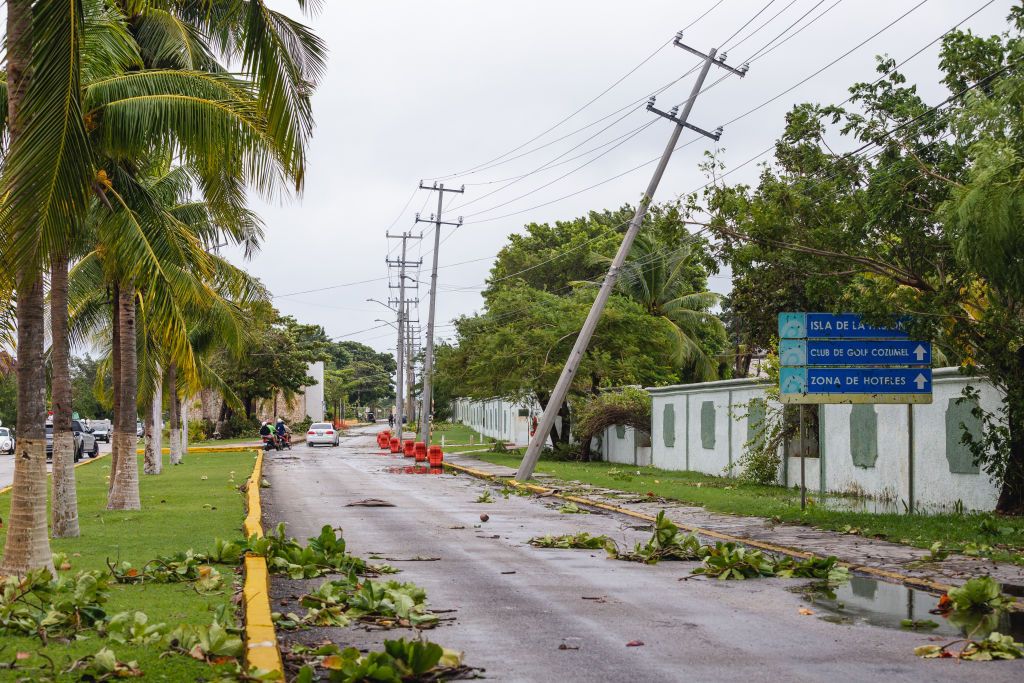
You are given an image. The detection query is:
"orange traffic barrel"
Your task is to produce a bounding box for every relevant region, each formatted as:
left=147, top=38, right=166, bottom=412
left=414, top=441, right=427, bottom=462
left=403, top=439, right=415, bottom=457
left=429, top=467, right=443, bottom=475
left=427, top=445, right=443, bottom=467
left=389, top=437, right=401, bottom=453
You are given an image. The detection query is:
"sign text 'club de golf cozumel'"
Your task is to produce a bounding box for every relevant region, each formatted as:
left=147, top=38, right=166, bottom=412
left=778, top=313, right=933, bottom=404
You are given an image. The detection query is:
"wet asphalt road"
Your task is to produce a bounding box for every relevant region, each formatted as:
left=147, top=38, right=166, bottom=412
left=262, top=427, right=1024, bottom=683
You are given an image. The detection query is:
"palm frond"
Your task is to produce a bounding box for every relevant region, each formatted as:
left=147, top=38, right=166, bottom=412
left=1, top=0, right=92, bottom=280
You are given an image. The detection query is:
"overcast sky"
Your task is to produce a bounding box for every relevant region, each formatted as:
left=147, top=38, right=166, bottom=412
left=241, top=0, right=1014, bottom=356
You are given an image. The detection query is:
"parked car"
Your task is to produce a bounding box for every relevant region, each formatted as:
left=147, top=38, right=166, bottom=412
left=91, top=419, right=111, bottom=443
left=306, top=422, right=339, bottom=447
left=0, top=426, right=14, bottom=454
left=45, top=421, right=86, bottom=463
left=78, top=420, right=100, bottom=458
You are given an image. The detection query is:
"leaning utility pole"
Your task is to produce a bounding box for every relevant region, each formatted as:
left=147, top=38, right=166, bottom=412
left=516, top=35, right=748, bottom=482
left=416, top=182, right=464, bottom=445
left=386, top=232, right=421, bottom=436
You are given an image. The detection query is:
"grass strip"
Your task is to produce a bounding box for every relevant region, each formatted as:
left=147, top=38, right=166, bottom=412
left=0, top=450, right=256, bottom=681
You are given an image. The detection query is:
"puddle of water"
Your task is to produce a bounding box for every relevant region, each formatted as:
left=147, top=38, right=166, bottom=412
left=382, top=466, right=443, bottom=475
left=796, top=575, right=1024, bottom=641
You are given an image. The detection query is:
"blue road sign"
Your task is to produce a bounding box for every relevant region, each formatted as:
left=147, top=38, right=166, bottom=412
left=779, top=339, right=931, bottom=367
left=779, top=367, right=932, bottom=404
left=778, top=312, right=909, bottom=340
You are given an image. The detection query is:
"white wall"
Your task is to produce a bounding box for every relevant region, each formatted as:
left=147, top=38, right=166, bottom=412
left=649, top=369, right=1003, bottom=511
left=452, top=397, right=564, bottom=447
left=304, top=361, right=325, bottom=422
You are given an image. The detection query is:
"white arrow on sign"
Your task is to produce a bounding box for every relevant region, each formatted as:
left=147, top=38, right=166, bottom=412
left=914, top=373, right=928, bottom=390
left=914, top=345, right=927, bottom=361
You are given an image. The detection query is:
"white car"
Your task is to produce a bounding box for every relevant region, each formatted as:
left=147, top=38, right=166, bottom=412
left=0, top=426, right=14, bottom=454
left=306, top=422, right=339, bottom=447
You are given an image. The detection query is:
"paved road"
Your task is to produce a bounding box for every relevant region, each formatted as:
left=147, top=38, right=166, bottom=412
left=263, top=428, right=1023, bottom=683
left=0, top=440, right=113, bottom=489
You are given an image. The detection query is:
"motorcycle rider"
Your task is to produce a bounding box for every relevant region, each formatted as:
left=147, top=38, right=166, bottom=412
left=275, top=418, right=291, bottom=447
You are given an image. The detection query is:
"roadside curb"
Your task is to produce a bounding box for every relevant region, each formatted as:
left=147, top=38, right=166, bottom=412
left=443, top=460, right=968, bottom=597
left=0, top=451, right=108, bottom=497
left=242, top=449, right=284, bottom=676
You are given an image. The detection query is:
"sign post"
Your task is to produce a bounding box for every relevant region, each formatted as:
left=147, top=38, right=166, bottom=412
left=778, top=313, right=932, bottom=510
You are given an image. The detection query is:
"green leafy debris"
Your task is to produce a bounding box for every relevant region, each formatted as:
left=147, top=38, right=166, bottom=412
left=294, top=638, right=474, bottom=683
left=691, top=542, right=776, bottom=580
left=607, top=511, right=701, bottom=564
left=915, top=632, right=1024, bottom=661
left=296, top=576, right=440, bottom=630
left=528, top=533, right=611, bottom=549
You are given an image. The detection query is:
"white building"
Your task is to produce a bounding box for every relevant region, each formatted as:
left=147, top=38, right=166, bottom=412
left=451, top=367, right=1004, bottom=511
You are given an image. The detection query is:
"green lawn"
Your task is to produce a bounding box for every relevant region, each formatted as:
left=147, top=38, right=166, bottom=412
left=187, top=435, right=260, bottom=447
left=0, top=450, right=257, bottom=681
left=468, top=452, right=1024, bottom=563
left=429, top=422, right=499, bottom=452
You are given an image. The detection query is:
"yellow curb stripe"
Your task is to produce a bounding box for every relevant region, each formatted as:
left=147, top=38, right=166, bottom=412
left=244, top=451, right=265, bottom=540
left=443, top=460, right=972, bottom=597
left=134, top=446, right=266, bottom=455
left=242, top=449, right=283, bottom=675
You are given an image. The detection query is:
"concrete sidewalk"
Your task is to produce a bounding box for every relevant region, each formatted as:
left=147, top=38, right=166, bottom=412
left=445, top=452, right=1024, bottom=592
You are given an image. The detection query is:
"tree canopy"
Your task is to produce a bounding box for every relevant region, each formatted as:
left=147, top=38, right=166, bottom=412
left=699, top=7, right=1024, bottom=511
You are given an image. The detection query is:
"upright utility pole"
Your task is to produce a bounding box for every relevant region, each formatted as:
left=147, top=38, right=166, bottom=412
left=405, top=318, right=416, bottom=421
left=516, top=36, right=749, bottom=482
left=416, top=182, right=464, bottom=445
left=385, top=232, right=421, bottom=436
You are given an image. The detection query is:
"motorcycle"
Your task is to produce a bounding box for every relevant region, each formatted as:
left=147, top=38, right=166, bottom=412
left=262, top=434, right=281, bottom=451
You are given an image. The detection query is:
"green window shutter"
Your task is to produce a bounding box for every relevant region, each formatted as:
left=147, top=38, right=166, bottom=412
left=746, top=399, right=766, bottom=450
left=945, top=397, right=982, bottom=474
left=663, top=403, right=676, bottom=448
left=849, top=405, right=878, bottom=469
left=615, top=425, right=626, bottom=439
left=700, top=401, right=716, bottom=449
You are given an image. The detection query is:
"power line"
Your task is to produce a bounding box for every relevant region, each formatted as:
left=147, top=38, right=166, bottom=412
left=453, top=0, right=928, bottom=225
left=718, top=0, right=779, bottom=49
left=424, top=2, right=728, bottom=183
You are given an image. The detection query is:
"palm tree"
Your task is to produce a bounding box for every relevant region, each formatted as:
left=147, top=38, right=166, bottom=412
left=0, top=0, right=93, bottom=577
left=591, top=233, right=726, bottom=382
left=51, top=249, right=81, bottom=538
left=2, top=0, right=324, bottom=568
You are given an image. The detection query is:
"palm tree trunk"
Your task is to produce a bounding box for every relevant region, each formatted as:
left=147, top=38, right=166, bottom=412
left=110, top=285, right=121, bottom=492
left=51, top=252, right=80, bottom=537
left=143, top=363, right=162, bottom=475
left=168, top=362, right=182, bottom=465
left=0, top=0, right=54, bottom=577
left=108, top=285, right=140, bottom=510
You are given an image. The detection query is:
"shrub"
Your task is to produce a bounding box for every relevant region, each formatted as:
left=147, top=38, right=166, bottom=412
left=573, top=387, right=652, bottom=449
